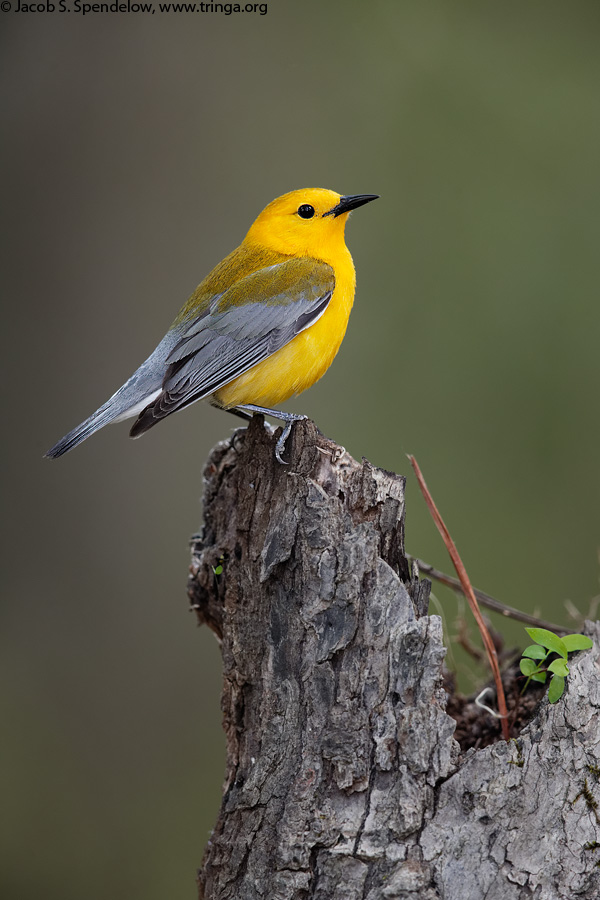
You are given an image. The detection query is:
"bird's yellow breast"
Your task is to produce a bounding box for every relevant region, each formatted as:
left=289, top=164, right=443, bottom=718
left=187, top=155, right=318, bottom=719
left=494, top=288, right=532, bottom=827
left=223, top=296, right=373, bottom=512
left=214, top=247, right=356, bottom=409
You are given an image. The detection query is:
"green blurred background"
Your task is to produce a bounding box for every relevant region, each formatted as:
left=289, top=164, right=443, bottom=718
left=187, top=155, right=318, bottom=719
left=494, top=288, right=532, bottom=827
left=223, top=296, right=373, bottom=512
left=2, top=1, right=600, bottom=897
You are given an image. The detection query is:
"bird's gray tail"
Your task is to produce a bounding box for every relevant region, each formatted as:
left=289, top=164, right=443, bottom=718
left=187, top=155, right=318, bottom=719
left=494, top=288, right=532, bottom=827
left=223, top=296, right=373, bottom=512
left=45, top=326, right=184, bottom=458
left=45, top=401, right=122, bottom=458
left=45, top=370, right=163, bottom=458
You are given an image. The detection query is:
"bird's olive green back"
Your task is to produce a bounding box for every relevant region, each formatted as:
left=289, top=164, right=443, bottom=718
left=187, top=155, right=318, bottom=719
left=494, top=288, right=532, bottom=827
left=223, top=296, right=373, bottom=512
left=172, top=243, right=293, bottom=326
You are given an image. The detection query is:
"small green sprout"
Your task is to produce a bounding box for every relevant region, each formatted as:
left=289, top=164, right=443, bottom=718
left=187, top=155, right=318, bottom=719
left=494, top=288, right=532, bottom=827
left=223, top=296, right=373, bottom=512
left=519, top=627, right=593, bottom=703
left=211, top=555, right=225, bottom=577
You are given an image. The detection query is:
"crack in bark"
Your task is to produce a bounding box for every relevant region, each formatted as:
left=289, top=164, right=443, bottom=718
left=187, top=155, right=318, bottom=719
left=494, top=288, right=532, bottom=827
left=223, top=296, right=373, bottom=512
left=352, top=739, right=377, bottom=858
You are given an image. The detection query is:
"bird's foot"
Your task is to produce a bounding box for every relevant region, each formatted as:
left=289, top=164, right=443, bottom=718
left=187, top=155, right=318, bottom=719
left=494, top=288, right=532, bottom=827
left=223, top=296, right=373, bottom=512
left=234, top=405, right=308, bottom=465
left=274, top=415, right=308, bottom=464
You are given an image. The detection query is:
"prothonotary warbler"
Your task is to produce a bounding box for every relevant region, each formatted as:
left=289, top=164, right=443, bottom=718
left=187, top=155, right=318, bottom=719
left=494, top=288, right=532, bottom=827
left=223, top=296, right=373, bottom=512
left=46, top=188, right=378, bottom=463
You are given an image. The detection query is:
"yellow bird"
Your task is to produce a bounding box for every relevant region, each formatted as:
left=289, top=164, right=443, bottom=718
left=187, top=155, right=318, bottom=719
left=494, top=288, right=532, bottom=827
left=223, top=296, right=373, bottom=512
left=46, top=188, right=378, bottom=463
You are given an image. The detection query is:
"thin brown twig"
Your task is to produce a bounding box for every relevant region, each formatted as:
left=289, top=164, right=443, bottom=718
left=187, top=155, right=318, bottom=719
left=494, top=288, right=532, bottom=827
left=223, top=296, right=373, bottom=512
left=408, top=556, right=568, bottom=635
left=408, top=455, right=510, bottom=741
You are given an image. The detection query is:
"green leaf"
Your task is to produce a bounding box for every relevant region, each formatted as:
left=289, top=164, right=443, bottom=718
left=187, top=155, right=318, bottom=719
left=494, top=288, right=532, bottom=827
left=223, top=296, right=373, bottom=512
left=522, top=644, right=547, bottom=660
left=525, top=628, right=568, bottom=660
left=531, top=672, right=548, bottom=683
left=520, top=658, right=538, bottom=676
left=548, top=675, right=565, bottom=703
left=548, top=658, right=569, bottom=677
left=562, top=633, right=593, bottom=653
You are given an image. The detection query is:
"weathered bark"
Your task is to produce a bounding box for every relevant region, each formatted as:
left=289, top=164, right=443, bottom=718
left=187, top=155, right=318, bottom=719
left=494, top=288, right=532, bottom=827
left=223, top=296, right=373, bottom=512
left=188, top=417, right=600, bottom=900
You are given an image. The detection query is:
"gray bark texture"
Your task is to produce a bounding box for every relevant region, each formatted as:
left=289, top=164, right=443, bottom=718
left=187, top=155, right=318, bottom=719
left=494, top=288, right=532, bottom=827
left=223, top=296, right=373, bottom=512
left=188, top=416, right=600, bottom=900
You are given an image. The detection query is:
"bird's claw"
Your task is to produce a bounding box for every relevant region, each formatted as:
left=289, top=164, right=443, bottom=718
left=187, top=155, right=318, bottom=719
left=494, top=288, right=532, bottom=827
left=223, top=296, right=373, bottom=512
left=274, top=415, right=308, bottom=464
left=275, top=435, right=289, bottom=465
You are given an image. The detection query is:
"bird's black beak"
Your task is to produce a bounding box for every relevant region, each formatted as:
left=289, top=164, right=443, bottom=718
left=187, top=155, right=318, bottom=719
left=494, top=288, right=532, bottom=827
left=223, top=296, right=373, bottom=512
left=323, top=194, right=380, bottom=218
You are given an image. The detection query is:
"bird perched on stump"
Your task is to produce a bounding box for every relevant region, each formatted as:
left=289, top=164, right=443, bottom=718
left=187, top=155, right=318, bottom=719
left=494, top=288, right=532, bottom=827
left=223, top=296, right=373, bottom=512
left=46, top=188, right=379, bottom=463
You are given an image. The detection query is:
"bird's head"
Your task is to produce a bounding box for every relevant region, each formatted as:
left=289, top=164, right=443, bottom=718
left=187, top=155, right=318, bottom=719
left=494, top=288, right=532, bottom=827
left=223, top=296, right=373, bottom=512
left=244, top=188, right=378, bottom=261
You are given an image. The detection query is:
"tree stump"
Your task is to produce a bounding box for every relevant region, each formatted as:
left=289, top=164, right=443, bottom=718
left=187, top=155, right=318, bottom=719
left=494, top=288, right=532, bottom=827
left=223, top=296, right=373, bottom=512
left=188, top=417, right=600, bottom=900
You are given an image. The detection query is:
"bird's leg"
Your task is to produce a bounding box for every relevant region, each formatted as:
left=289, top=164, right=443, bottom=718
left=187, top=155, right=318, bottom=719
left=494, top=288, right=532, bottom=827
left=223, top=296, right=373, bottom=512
left=220, top=404, right=277, bottom=438
left=233, top=404, right=308, bottom=464
left=221, top=406, right=253, bottom=422
left=218, top=403, right=277, bottom=445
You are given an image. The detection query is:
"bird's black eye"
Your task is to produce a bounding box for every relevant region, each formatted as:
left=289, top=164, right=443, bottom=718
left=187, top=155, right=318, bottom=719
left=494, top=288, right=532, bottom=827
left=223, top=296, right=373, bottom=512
left=297, top=204, right=315, bottom=219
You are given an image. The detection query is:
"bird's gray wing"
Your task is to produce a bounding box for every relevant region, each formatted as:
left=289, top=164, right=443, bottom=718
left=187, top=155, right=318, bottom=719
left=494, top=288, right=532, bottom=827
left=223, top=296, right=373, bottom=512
left=129, top=257, right=335, bottom=436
